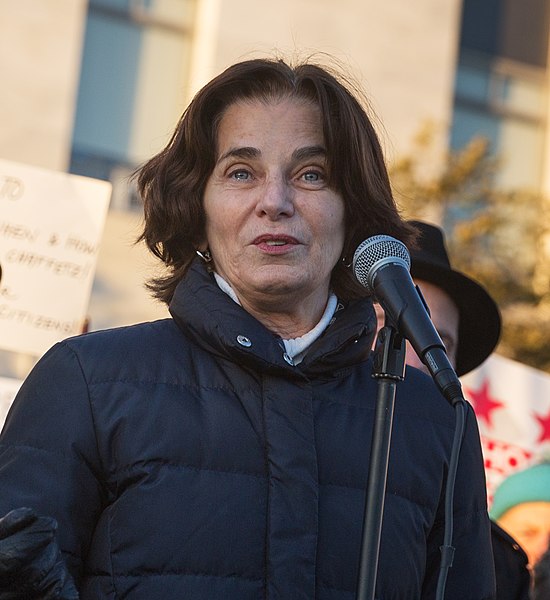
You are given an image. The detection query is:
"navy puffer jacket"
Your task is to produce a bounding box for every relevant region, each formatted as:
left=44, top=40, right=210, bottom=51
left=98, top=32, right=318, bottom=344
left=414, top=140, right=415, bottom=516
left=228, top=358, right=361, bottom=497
left=0, top=261, right=495, bottom=599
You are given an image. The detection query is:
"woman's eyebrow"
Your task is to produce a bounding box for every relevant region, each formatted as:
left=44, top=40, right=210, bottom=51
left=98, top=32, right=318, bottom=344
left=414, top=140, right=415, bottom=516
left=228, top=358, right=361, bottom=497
left=216, top=145, right=326, bottom=167
left=217, top=146, right=260, bottom=163
left=292, top=145, right=327, bottom=162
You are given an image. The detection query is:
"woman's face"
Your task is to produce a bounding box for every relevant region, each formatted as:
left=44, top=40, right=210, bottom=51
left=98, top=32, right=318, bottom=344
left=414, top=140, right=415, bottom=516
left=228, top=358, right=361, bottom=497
left=202, top=97, right=346, bottom=332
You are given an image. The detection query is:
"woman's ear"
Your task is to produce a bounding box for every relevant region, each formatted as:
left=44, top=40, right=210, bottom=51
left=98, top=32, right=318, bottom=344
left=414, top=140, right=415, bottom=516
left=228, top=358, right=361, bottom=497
left=195, top=248, right=212, bottom=263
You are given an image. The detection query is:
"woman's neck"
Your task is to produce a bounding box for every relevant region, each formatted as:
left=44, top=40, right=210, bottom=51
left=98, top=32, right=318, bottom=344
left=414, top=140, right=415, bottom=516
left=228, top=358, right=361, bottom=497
left=214, top=272, right=333, bottom=339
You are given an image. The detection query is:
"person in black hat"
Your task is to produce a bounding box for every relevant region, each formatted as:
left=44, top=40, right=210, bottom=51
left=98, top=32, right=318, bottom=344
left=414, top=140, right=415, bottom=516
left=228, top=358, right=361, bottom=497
left=373, top=219, right=501, bottom=376
left=397, top=220, right=530, bottom=600
left=406, top=219, right=501, bottom=376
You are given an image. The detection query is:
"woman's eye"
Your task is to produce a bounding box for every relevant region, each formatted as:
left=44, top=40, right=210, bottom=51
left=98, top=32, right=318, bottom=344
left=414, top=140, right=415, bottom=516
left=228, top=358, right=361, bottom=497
left=302, top=170, right=323, bottom=183
left=231, top=169, right=251, bottom=181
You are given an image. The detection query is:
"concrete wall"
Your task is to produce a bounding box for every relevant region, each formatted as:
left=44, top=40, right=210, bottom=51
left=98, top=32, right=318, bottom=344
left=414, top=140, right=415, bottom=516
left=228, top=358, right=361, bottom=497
left=189, top=0, right=463, bottom=167
left=0, top=0, right=88, bottom=171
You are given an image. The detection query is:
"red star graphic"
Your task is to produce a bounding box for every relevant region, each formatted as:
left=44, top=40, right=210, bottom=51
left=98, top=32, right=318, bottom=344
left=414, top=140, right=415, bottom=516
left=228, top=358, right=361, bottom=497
left=534, top=411, right=550, bottom=443
left=465, top=379, right=504, bottom=428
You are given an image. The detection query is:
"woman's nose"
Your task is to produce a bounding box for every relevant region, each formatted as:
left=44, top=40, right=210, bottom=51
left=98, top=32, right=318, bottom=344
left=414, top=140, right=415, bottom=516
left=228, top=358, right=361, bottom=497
left=255, top=177, right=295, bottom=219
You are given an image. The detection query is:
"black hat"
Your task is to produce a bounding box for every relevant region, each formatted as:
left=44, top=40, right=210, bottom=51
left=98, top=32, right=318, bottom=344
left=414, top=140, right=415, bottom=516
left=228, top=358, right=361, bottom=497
left=408, top=220, right=501, bottom=376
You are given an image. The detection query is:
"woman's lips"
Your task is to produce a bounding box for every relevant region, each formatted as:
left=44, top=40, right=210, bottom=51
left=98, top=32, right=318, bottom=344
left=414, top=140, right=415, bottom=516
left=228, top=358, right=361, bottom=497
left=253, top=234, right=299, bottom=253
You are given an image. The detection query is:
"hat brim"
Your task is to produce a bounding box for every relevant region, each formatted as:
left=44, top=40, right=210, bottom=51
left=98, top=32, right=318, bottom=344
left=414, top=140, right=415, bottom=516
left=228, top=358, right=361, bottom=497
left=411, top=262, right=501, bottom=376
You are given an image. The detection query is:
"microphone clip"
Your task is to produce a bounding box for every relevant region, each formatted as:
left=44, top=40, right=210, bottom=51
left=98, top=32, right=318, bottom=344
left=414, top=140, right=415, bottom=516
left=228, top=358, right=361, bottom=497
left=372, top=324, right=406, bottom=381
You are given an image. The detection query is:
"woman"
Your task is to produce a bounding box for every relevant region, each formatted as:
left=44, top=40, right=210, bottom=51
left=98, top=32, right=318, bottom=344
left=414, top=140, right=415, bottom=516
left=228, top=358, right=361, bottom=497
left=0, top=58, right=494, bottom=599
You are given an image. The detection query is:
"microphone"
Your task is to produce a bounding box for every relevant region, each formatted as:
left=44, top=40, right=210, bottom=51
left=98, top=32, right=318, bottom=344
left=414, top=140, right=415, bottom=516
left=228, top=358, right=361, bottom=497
left=353, top=235, right=463, bottom=405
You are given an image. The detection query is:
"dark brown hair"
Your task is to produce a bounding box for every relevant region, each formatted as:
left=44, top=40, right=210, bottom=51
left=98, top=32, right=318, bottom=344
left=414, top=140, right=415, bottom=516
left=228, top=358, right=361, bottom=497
left=136, top=57, right=415, bottom=304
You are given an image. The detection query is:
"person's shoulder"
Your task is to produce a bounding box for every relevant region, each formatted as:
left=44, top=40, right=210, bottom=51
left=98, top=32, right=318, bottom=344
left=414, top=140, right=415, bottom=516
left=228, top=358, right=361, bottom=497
left=399, top=364, right=442, bottom=398
left=396, top=364, right=465, bottom=427
left=46, top=318, right=187, bottom=379
left=64, top=318, right=177, bottom=351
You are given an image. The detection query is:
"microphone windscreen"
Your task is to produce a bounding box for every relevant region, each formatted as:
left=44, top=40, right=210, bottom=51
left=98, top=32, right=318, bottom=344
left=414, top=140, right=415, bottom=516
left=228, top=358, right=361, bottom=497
left=352, top=235, right=411, bottom=292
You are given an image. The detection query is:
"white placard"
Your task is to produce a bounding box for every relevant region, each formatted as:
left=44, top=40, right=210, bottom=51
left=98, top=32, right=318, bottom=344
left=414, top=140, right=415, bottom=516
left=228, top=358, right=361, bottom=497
left=0, top=375, right=23, bottom=430
left=0, top=159, right=111, bottom=356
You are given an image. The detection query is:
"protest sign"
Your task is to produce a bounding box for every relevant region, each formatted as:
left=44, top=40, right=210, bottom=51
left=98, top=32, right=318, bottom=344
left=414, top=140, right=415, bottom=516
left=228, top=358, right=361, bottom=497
left=0, top=159, right=111, bottom=356
left=462, top=353, right=550, bottom=505
left=0, top=375, right=22, bottom=429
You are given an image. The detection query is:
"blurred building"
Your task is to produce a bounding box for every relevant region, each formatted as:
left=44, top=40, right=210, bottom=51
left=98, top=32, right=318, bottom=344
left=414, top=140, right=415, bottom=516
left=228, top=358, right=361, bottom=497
left=0, top=0, right=549, bottom=367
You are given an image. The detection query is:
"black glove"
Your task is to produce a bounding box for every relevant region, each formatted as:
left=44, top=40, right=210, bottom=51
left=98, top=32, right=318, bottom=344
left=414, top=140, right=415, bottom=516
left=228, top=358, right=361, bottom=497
left=0, top=507, right=79, bottom=599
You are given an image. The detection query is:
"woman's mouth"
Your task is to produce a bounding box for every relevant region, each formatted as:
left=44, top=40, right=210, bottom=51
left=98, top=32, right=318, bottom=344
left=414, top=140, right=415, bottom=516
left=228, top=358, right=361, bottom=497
left=253, top=234, right=299, bottom=253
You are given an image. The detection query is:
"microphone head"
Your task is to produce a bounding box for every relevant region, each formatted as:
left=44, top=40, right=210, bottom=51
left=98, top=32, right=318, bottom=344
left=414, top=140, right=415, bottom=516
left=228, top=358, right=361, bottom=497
left=352, top=235, right=411, bottom=292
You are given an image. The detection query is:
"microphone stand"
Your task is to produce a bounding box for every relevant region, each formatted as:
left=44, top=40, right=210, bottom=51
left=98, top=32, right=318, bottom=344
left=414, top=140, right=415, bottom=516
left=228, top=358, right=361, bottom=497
left=356, top=323, right=406, bottom=600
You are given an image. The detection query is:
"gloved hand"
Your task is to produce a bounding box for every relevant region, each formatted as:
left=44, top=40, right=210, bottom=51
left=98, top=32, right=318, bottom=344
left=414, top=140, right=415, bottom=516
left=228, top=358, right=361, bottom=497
left=0, top=507, right=79, bottom=599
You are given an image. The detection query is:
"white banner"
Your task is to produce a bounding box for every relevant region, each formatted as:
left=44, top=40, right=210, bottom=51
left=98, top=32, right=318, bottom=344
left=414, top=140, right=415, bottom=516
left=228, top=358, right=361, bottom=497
left=0, top=376, right=22, bottom=430
left=462, top=354, right=550, bottom=505
left=0, top=159, right=111, bottom=356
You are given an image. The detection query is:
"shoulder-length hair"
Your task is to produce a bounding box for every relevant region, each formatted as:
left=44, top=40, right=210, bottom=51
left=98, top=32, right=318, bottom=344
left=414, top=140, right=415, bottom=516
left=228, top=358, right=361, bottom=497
left=136, top=57, right=416, bottom=304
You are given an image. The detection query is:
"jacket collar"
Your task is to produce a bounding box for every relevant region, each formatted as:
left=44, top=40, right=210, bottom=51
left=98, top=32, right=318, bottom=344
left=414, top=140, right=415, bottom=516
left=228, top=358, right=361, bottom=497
left=169, top=260, right=377, bottom=376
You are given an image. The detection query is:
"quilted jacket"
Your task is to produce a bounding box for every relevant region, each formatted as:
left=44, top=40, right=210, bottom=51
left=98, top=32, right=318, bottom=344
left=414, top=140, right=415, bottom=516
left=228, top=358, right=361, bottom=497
left=0, top=260, right=495, bottom=599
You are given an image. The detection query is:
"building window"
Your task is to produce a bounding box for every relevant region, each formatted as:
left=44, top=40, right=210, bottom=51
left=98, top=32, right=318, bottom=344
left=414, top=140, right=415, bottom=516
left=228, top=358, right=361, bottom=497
left=70, top=0, right=196, bottom=209
left=452, top=52, right=547, bottom=189
left=452, top=0, right=549, bottom=191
